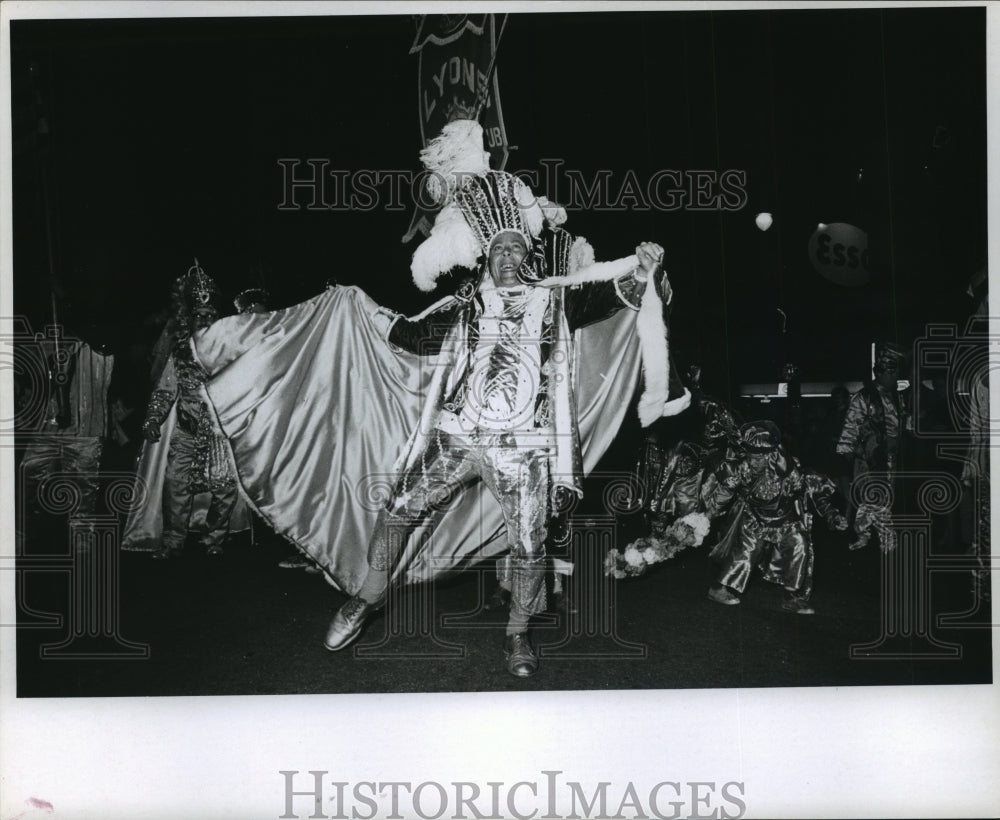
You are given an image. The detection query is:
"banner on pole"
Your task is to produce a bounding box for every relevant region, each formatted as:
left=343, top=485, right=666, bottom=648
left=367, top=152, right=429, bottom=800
left=402, top=14, right=509, bottom=243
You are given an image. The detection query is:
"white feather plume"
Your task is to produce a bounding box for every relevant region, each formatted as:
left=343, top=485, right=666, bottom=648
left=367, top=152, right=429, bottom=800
left=410, top=203, right=482, bottom=292
left=418, top=119, right=491, bottom=206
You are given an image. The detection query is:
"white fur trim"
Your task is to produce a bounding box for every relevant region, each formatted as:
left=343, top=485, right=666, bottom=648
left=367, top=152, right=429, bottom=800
left=569, top=237, right=595, bottom=274
left=532, top=244, right=678, bottom=427
left=661, top=387, right=692, bottom=418
left=410, top=203, right=482, bottom=292
left=535, top=255, right=638, bottom=288
left=635, top=272, right=670, bottom=427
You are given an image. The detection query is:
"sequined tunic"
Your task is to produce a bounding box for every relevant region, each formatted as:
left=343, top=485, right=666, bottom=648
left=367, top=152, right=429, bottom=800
left=144, top=347, right=235, bottom=494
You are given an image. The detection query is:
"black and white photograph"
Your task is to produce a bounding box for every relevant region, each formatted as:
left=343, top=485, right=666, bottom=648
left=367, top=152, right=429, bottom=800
left=1, top=1, right=997, bottom=818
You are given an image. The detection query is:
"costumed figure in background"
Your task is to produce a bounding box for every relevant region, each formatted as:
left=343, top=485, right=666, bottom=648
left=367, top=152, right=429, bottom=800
left=756, top=464, right=848, bottom=611
left=191, top=120, right=689, bottom=678
left=836, top=341, right=908, bottom=552
left=962, top=293, right=990, bottom=600
left=607, top=437, right=711, bottom=579
left=633, top=370, right=741, bottom=536
left=632, top=365, right=704, bottom=506
left=648, top=441, right=708, bottom=527
left=704, top=421, right=846, bottom=614
left=607, top=379, right=738, bottom=579
left=654, top=392, right=741, bottom=525
left=20, top=316, right=118, bottom=542
left=689, top=393, right=742, bottom=493
left=122, top=262, right=248, bottom=558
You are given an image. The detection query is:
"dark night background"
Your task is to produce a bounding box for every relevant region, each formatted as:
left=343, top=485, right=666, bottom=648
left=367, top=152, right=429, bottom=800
left=10, top=7, right=987, bottom=403
left=8, top=7, right=994, bottom=704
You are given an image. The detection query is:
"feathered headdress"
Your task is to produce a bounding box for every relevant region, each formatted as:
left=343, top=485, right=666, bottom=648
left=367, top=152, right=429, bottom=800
left=407, top=121, right=689, bottom=428
left=410, top=120, right=546, bottom=291
left=452, top=171, right=544, bottom=254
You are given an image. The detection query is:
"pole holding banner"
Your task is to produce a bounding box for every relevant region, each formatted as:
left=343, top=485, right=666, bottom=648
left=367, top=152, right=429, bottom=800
left=403, top=14, right=509, bottom=243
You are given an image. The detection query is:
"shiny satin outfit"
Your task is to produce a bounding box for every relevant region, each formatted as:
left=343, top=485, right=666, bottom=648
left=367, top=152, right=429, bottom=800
left=836, top=381, right=904, bottom=552
left=123, top=347, right=241, bottom=553
left=647, top=442, right=707, bottom=535
left=706, top=452, right=841, bottom=604
left=370, top=271, right=649, bottom=621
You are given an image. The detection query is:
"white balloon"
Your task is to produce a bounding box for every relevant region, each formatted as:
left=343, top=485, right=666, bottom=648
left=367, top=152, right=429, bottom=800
left=755, top=212, right=773, bottom=231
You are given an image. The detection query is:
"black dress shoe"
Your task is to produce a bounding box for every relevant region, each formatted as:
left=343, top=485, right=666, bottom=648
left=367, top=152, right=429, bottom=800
left=503, top=632, right=539, bottom=677
left=324, top=596, right=381, bottom=651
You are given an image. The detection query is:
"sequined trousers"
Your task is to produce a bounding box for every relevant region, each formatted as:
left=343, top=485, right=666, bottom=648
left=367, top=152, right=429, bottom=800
left=369, top=429, right=550, bottom=619
left=162, top=426, right=239, bottom=551
left=718, top=514, right=813, bottom=601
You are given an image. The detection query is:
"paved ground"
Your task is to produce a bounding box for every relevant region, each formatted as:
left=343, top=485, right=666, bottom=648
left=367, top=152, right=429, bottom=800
left=15, top=512, right=992, bottom=697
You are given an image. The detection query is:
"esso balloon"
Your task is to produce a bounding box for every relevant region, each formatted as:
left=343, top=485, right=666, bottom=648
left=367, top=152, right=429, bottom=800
left=807, top=222, right=872, bottom=286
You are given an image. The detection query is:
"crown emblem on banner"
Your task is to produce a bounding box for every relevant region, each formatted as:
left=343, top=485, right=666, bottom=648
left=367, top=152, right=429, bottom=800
left=444, top=96, right=478, bottom=123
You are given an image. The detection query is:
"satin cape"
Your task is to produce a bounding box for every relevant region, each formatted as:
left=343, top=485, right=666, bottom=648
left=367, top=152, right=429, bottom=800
left=192, top=285, right=644, bottom=594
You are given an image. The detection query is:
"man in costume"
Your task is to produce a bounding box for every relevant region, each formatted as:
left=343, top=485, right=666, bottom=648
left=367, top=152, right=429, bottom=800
left=704, top=421, right=847, bottom=613
left=123, top=263, right=244, bottom=558
left=836, top=341, right=908, bottom=552
left=324, top=164, right=685, bottom=677
left=191, top=120, right=688, bottom=677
